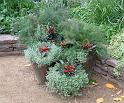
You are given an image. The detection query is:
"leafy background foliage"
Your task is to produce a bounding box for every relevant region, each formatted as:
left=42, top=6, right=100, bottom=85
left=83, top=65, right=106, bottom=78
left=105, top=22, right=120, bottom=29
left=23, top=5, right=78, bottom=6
left=71, top=0, right=124, bottom=40
left=0, top=0, right=34, bottom=34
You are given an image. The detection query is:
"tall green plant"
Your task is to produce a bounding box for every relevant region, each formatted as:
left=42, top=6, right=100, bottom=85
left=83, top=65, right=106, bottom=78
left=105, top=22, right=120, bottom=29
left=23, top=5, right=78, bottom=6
left=71, top=0, right=124, bottom=40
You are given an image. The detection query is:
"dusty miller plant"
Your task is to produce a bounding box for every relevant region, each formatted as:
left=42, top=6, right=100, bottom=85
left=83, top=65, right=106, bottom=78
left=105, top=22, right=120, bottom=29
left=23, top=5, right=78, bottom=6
left=24, top=42, right=62, bottom=66
left=46, top=63, right=89, bottom=96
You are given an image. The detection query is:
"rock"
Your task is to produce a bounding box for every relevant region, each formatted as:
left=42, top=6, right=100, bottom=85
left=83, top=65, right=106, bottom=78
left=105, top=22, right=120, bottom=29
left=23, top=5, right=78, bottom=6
left=105, top=59, right=117, bottom=67
left=0, top=34, right=25, bottom=56
left=120, top=68, right=124, bottom=81
left=12, top=44, right=26, bottom=51
left=95, top=63, right=108, bottom=72
left=93, top=66, right=107, bottom=75
left=93, top=58, right=124, bottom=89
left=0, top=35, right=18, bottom=44
left=95, top=60, right=101, bottom=64
left=0, top=51, right=24, bottom=57
left=0, top=44, right=13, bottom=52
left=107, top=67, right=114, bottom=76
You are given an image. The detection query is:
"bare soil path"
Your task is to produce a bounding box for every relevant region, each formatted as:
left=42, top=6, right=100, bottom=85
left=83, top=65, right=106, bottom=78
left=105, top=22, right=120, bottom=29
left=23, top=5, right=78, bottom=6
left=0, top=56, right=124, bottom=103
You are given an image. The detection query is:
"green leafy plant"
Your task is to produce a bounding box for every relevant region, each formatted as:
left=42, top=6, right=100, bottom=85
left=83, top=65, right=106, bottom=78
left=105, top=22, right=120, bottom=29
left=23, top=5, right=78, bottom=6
left=24, top=42, right=62, bottom=66
left=61, top=19, right=107, bottom=57
left=12, top=7, right=67, bottom=45
left=108, top=29, right=124, bottom=76
left=72, top=0, right=124, bottom=27
left=71, top=0, right=124, bottom=40
left=12, top=15, right=46, bottom=45
left=59, top=46, right=87, bottom=64
left=46, top=63, right=89, bottom=96
left=0, top=0, right=34, bottom=34
left=40, top=0, right=81, bottom=8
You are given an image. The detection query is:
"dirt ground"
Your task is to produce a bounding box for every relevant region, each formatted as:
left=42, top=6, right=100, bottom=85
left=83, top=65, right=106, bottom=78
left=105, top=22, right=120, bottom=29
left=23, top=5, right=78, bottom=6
left=0, top=56, right=124, bottom=103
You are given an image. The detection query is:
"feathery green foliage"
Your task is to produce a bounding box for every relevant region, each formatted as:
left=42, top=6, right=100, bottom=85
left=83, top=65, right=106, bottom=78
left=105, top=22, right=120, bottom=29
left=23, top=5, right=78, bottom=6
left=61, top=19, right=107, bottom=57
left=12, top=14, right=46, bottom=45
left=12, top=7, right=67, bottom=45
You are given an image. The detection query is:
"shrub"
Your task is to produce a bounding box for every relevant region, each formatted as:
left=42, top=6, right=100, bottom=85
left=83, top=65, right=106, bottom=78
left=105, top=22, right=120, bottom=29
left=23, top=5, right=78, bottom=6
left=108, top=29, right=124, bottom=76
left=41, top=0, right=81, bottom=8
left=24, top=42, right=62, bottom=66
left=12, top=14, right=46, bottom=45
left=61, top=19, right=107, bottom=57
left=46, top=63, right=89, bottom=96
left=12, top=7, right=67, bottom=45
left=59, top=46, right=87, bottom=64
left=0, top=0, right=34, bottom=9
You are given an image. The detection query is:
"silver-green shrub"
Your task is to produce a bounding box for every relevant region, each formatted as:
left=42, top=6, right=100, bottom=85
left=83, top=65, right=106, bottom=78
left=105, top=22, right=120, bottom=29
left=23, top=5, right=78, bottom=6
left=46, top=63, right=89, bottom=96
left=24, top=42, right=62, bottom=66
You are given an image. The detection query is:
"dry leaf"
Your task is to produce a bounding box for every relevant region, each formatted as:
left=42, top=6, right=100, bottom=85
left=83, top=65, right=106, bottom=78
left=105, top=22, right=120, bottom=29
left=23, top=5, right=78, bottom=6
left=113, top=97, right=122, bottom=102
left=96, top=98, right=104, bottom=103
left=24, top=64, right=31, bottom=67
left=105, top=83, right=116, bottom=89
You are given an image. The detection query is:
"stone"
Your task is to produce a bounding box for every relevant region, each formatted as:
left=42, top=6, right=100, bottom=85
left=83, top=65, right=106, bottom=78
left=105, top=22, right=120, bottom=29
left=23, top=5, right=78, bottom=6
left=0, top=34, right=25, bottom=56
left=95, top=63, right=108, bottom=72
left=120, top=68, right=124, bottom=81
left=107, top=67, right=114, bottom=76
left=0, top=44, right=14, bottom=52
left=93, top=58, right=124, bottom=89
left=93, top=66, right=107, bottom=75
left=12, top=44, right=26, bottom=51
left=0, top=51, right=24, bottom=57
left=0, top=35, right=18, bottom=44
left=105, top=59, right=117, bottom=67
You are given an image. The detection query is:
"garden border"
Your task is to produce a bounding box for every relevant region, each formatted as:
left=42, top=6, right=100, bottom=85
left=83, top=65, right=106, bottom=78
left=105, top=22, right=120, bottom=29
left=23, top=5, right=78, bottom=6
left=92, top=58, right=124, bottom=89
left=0, top=34, right=25, bottom=56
